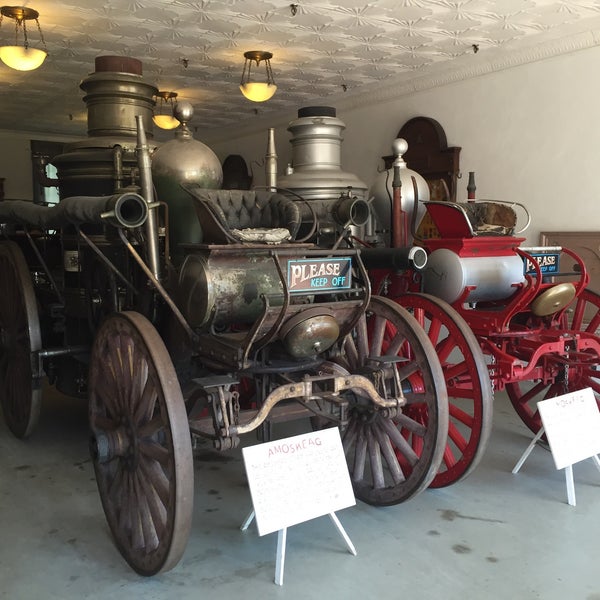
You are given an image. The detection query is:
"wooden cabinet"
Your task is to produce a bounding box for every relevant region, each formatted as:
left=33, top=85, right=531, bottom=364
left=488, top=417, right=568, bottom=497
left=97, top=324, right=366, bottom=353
left=540, top=231, right=600, bottom=294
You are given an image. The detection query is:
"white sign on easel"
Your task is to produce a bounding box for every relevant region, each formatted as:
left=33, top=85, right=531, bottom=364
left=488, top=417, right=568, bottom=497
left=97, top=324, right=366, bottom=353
left=241, top=427, right=356, bottom=585
left=512, top=387, right=600, bottom=505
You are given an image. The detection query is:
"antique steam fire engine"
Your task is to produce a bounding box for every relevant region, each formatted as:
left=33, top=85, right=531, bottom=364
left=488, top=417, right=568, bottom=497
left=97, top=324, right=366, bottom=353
left=3, top=52, right=597, bottom=577
left=271, top=106, right=600, bottom=492
left=0, top=58, right=450, bottom=575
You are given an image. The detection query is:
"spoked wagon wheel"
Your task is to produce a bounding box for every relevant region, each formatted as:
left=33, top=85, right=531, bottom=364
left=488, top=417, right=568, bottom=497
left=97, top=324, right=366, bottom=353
left=561, top=288, right=600, bottom=335
left=506, top=289, right=600, bottom=435
left=89, top=311, right=193, bottom=576
left=340, top=295, right=448, bottom=506
left=396, top=293, right=493, bottom=488
left=0, top=241, right=42, bottom=438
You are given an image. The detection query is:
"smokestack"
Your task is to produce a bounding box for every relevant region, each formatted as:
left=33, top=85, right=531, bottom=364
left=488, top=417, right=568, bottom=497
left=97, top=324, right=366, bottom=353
left=265, top=128, right=278, bottom=192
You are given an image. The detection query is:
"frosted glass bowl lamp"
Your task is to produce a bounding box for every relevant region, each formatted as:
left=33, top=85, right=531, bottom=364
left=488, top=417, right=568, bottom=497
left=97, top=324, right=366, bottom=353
left=0, top=5, right=48, bottom=71
left=239, top=50, right=277, bottom=102
left=153, top=91, right=180, bottom=130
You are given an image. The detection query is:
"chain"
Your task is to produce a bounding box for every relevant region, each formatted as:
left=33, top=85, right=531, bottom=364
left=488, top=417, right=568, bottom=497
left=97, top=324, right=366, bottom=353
left=35, top=17, right=47, bottom=51
left=489, top=353, right=496, bottom=394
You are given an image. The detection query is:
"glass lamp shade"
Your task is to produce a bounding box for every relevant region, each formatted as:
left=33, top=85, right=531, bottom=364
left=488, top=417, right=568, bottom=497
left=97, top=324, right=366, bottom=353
left=0, top=46, right=47, bottom=71
left=152, top=114, right=180, bottom=130
left=239, top=82, right=277, bottom=102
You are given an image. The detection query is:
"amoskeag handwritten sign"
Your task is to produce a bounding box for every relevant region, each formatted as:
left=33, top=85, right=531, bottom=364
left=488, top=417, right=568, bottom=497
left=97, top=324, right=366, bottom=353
left=242, top=428, right=356, bottom=536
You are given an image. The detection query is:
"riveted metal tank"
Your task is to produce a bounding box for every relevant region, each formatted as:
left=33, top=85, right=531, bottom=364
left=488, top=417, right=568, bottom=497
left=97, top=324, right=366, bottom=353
left=423, top=248, right=526, bottom=304
left=52, top=56, right=158, bottom=198
left=151, top=102, right=223, bottom=260
left=370, top=138, right=430, bottom=247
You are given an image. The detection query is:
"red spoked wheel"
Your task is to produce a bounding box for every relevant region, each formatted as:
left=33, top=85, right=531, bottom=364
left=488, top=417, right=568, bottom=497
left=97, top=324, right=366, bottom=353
left=89, top=311, right=193, bottom=575
left=561, top=288, right=600, bottom=334
left=396, top=293, right=493, bottom=487
left=506, top=289, right=600, bottom=435
left=339, top=295, right=448, bottom=506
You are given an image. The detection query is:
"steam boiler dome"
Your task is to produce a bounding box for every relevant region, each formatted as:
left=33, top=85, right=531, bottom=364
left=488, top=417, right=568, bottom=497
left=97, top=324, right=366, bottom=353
left=277, top=106, right=368, bottom=200
left=52, top=55, right=158, bottom=198
left=370, top=138, right=430, bottom=246
left=152, top=101, right=223, bottom=257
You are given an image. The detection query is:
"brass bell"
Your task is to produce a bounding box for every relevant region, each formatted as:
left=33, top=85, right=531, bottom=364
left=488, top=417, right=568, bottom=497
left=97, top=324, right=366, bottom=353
left=531, top=283, right=576, bottom=316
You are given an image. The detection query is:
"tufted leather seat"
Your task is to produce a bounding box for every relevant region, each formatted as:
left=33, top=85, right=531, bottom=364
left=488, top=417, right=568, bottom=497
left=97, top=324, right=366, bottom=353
left=182, top=185, right=301, bottom=244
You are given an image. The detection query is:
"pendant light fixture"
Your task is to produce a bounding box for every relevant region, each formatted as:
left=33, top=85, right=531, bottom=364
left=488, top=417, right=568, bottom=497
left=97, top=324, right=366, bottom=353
left=153, top=91, right=180, bottom=130
left=239, top=50, right=277, bottom=102
left=0, top=6, right=48, bottom=71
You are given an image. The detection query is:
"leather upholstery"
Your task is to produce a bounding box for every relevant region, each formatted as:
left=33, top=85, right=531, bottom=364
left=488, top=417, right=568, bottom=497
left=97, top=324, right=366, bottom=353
left=183, top=186, right=301, bottom=243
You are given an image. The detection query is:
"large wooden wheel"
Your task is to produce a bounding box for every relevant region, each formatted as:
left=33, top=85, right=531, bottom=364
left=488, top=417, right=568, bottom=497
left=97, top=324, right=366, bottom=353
left=89, top=311, right=193, bottom=575
left=0, top=241, right=42, bottom=438
left=340, top=295, right=448, bottom=505
left=396, top=293, right=493, bottom=487
left=506, top=289, right=600, bottom=435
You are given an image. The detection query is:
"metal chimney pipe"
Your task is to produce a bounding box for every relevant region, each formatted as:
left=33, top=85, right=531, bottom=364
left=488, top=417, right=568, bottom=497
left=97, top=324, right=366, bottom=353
left=265, top=128, right=278, bottom=192
left=135, top=115, right=161, bottom=280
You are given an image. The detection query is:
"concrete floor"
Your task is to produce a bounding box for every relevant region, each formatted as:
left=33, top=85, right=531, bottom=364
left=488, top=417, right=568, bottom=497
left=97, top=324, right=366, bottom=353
left=1, top=389, right=599, bottom=600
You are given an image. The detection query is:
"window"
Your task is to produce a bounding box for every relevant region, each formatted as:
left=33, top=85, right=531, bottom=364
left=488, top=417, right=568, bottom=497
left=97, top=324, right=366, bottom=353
left=30, top=140, right=64, bottom=205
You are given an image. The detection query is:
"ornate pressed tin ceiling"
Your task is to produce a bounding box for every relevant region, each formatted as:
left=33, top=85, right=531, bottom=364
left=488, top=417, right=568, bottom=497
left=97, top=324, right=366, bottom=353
left=1, top=0, right=600, bottom=138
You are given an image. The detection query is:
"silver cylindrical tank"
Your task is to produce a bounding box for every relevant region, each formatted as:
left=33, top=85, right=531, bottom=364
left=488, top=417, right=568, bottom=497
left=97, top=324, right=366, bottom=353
left=370, top=138, right=429, bottom=247
left=277, top=106, right=368, bottom=200
left=422, top=248, right=526, bottom=304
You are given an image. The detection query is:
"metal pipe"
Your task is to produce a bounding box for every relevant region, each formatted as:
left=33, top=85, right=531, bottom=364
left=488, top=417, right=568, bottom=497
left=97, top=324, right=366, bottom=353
left=410, top=176, right=425, bottom=242
left=135, top=115, right=161, bottom=280
left=112, top=145, right=123, bottom=192
left=521, top=246, right=562, bottom=253
left=117, top=228, right=197, bottom=343
left=265, top=127, right=277, bottom=192
left=23, top=228, right=64, bottom=305
left=360, top=246, right=428, bottom=271
left=467, top=171, right=476, bottom=201
left=392, top=164, right=405, bottom=248
left=38, top=345, right=89, bottom=358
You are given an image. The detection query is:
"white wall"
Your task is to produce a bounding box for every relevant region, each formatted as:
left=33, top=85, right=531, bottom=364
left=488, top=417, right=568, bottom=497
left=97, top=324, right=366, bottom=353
left=208, top=45, right=600, bottom=245
left=0, top=130, right=78, bottom=200
left=0, top=132, right=38, bottom=199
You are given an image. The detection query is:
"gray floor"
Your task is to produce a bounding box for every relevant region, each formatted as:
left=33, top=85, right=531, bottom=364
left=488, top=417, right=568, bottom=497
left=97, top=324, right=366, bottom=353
left=1, top=389, right=599, bottom=600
